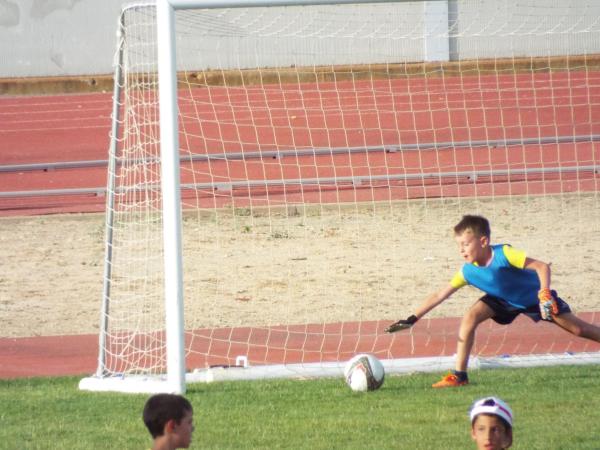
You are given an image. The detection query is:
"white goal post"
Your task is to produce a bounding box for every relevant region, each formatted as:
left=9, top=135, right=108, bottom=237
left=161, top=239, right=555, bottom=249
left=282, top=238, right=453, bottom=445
left=80, top=0, right=600, bottom=394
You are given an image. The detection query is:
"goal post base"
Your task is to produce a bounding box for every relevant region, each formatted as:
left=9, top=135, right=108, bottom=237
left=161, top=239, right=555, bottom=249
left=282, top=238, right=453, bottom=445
left=79, top=352, right=600, bottom=392
left=473, top=351, right=600, bottom=369
left=79, top=375, right=181, bottom=394
left=188, top=351, right=600, bottom=384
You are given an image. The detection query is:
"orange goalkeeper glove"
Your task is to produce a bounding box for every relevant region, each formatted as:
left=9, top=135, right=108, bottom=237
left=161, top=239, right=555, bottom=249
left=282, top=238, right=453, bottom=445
left=385, top=315, right=418, bottom=333
left=538, top=288, right=558, bottom=321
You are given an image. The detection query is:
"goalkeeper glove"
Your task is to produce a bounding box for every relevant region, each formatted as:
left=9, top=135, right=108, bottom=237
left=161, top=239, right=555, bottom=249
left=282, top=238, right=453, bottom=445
left=538, top=288, right=558, bottom=321
left=385, top=315, right=418, bottom=333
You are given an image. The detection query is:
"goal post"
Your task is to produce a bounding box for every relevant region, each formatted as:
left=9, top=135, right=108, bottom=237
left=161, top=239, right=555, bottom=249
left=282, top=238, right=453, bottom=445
left=156, top=0, right=186, bottom=395
left=81, top=0, right=600, bottom=394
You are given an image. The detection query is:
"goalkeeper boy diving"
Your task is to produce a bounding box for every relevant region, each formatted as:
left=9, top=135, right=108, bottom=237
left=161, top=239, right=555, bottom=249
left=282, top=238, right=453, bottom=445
left=385, top=214, right=600, bottom=388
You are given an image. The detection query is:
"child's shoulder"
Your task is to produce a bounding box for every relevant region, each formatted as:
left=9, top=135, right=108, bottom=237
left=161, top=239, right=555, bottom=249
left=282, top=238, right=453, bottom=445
left=497, top=243, right=528, bottom=269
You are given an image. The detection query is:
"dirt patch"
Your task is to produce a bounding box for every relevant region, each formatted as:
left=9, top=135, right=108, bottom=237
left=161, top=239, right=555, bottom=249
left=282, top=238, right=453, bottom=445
left=1, top=194, right=598, bottom=338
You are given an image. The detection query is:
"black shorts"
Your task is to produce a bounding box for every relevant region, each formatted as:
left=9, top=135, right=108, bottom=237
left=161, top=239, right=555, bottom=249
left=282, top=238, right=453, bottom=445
left=479, top=290, right=571, bottom=325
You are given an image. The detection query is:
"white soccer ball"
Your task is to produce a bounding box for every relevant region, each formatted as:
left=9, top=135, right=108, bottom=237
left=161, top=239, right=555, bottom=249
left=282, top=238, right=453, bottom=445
left=344, top=353, right=385, bottom=392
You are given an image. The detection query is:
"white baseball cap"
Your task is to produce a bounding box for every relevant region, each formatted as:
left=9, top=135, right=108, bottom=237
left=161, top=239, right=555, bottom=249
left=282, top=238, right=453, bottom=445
left=469, top=397, right=513, bottom=428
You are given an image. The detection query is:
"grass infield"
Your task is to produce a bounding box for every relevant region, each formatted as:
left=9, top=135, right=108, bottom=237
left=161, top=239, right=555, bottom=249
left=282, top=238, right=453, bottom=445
left=2, top=365, right=599, bottom=449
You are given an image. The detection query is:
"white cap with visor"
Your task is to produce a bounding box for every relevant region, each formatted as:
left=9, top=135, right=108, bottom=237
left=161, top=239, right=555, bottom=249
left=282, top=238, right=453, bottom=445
left=469, top=397, right=513, bottom=428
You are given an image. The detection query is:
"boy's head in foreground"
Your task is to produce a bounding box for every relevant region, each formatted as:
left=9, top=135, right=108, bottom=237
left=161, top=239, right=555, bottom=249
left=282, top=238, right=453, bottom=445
left=470, top=397, right=513, bottom=450
left=454, top=215, right=492, bottom=265
left=143, top=393, right=194, bottom=450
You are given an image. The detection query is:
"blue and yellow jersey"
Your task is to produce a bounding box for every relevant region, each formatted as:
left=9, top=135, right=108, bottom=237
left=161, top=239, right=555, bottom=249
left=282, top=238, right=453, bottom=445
left=450, top=244, right=539, bottom=308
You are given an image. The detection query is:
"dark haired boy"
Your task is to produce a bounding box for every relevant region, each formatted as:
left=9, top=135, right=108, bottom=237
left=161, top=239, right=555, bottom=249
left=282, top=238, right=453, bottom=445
left=143, top=393, right=194, bottom=450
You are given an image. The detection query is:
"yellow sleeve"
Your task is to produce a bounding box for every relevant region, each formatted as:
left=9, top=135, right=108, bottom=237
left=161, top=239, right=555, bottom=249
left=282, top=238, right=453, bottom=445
left=503, top=244, right=527, bottom=269
left=450, top=270, right=467, bottom=289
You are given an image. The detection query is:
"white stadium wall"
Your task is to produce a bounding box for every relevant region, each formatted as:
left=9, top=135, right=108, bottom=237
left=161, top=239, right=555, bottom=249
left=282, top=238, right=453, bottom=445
left=0, top=0, right=126, bottom=78
left=1, top=0, right=599, bottom=79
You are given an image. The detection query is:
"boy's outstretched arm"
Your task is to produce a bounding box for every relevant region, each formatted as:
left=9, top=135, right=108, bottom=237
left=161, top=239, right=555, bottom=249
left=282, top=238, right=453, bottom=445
left=385, top=284, right=458, bottom=333
left=523, top=257, right=551, bottom=290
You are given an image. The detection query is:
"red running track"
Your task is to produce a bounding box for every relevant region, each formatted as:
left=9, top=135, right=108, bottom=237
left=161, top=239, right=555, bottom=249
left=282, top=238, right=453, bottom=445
left=2, top=314, right=599, bottom=379
left=1, top=74, right=599, bottom=215
left=1, top=73, right=599, bottom=378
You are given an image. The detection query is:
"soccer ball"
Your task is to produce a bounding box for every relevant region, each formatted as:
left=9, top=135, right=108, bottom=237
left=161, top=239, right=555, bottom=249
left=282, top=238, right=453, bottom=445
left=344, top=353, right=385, bottom=392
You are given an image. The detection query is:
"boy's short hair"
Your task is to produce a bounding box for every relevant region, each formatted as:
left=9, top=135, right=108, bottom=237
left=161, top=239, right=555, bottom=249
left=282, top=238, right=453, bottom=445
left=469, top=397, right=513, bottom=429
left=143, top=393, right=193, bottom=439
left=454, top=215, right=491, bottom=239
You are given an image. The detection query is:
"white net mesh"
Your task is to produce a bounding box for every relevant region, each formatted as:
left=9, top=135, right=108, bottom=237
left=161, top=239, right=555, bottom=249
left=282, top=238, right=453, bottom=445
left=96, top=0, right=600, bottom=382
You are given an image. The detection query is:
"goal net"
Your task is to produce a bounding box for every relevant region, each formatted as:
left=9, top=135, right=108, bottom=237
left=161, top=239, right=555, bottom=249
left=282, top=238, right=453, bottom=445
left=81, top=0, right=600, bottom=393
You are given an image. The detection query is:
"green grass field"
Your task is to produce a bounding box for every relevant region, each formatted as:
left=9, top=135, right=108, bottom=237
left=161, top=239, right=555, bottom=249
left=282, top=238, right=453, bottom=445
left=2, top=365, right=600, bottom=449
